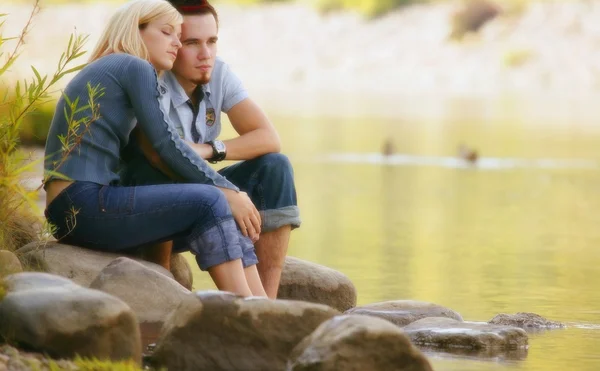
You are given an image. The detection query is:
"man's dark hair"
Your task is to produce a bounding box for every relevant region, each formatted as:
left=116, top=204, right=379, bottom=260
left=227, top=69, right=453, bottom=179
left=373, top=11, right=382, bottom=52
left=169, top=0, right=219, bottom=27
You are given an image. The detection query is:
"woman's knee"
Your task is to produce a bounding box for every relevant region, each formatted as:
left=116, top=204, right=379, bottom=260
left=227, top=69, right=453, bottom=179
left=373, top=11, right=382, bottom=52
left=189, top=184, right=230, bottom=216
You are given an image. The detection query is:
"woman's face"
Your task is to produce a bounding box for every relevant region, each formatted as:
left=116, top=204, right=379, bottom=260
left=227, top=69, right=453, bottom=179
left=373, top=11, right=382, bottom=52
left=140, top=14, right=182, bottom=71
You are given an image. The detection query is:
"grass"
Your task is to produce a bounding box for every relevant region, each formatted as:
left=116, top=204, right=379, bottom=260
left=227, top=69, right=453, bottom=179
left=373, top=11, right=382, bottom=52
left=0, top=0, right=89, bottom=256
left=0, top=279, right=6, bottom=301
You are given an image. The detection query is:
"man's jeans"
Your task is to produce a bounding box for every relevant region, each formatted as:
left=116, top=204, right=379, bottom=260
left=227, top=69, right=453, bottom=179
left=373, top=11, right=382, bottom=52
left=218, top=153, right=301, bottom=232
left=121, top=153, right=301, bottom=233
left=44, top=181, right=257, bottom=270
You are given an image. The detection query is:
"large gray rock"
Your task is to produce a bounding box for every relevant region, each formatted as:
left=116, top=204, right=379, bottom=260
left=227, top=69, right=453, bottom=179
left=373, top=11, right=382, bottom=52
left=170, top=253, right=194, bottom=290
left=17, top=241, right=178, bottom=287
left=403, top=317, right=528, bottom=350
left=278, top=256, right=356, bottom=312
left=90, top=257, right=191, bottom=324
left=0, top=250, right=22, bottom=277
left=287, top=315, right=433, bottom=371
left=345, top=300, right=463, bottom=327
left=0, top=272, right=141, bottom=363
left=488, top=312, right=565, bottom=330
left=151, top=291, right=340, bottom=371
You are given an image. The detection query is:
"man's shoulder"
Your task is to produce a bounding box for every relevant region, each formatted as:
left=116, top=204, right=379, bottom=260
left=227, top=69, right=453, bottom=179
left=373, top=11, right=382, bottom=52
left=211, top=57, right=230, bottom=82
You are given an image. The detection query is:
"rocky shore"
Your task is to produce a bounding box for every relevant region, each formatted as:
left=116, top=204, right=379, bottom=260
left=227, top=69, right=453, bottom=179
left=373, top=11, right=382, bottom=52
left=0, top=241, right=565, bottom=370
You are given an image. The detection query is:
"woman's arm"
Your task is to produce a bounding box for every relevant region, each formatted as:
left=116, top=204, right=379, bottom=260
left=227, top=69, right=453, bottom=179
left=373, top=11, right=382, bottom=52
left=122, top=57, right=238, bottom=190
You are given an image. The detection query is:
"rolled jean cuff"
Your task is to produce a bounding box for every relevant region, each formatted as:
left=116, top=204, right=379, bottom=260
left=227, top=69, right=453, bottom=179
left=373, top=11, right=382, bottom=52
left=241, top=239, right=259, bottom=268
left=192, top=220, right=244, bottom=271
left=260, top=206, right=301, bottom=232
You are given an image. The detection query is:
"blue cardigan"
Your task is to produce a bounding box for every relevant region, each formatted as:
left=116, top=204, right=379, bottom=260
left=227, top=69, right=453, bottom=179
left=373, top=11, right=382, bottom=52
left=44, top=53, right=238, bottom=190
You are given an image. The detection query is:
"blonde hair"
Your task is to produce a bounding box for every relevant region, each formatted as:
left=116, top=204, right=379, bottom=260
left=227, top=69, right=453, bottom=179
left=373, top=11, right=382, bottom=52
left=89, top=0, right=182, bottom=63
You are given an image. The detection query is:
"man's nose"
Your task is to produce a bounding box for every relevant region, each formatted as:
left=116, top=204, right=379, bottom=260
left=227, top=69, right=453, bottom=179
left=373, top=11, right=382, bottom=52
left=197, top=44, right=211, bottom=60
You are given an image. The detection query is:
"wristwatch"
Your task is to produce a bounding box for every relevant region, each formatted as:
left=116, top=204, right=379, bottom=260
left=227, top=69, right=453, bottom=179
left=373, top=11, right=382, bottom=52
left=208, top=140, right=227, bottom=163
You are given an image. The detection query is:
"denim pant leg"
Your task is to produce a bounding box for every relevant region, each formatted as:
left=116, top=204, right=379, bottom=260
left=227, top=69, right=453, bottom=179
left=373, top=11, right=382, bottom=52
left=218, top=153, right=301, bottom=232
left=44, top=181, right=257, bottom=271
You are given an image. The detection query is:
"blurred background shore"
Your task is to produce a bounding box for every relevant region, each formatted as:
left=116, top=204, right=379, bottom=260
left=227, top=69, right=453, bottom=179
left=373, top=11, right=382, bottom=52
left=3, top=0, right=600, bottom=119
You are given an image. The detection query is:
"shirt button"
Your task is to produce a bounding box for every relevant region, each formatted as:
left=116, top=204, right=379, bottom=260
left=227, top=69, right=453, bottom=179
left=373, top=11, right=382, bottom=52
left=159, top=86, right=167, bottom=94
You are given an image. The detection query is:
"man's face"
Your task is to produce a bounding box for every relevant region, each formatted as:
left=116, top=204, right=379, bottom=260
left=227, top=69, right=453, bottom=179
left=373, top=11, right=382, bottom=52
left=172, top=13, right=218, bottom=85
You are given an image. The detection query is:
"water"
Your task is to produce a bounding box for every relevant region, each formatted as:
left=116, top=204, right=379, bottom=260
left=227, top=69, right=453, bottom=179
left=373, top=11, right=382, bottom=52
left=187, top=95, right=600, bottom=370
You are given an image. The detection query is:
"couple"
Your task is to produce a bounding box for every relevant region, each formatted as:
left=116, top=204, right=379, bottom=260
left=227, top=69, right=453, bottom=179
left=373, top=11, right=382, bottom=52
left=43, top=0, right=300, bottom=298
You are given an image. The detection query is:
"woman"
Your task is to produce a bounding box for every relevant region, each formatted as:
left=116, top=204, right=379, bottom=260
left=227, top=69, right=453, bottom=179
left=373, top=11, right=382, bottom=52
left=44, top=0, right=266, bottom=297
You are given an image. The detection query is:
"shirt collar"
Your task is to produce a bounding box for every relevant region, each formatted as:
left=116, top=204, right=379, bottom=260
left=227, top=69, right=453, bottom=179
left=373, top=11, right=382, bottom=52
left=162, top=71, right=212, bottom=107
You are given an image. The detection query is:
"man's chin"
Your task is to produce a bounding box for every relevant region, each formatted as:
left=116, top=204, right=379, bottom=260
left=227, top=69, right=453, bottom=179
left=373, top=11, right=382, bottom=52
left=192, top=74, right=211, bottom=85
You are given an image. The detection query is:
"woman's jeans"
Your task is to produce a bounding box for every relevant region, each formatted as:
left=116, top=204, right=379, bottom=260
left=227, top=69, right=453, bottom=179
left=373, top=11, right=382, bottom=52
left=44, top=181, right=257, bottom=271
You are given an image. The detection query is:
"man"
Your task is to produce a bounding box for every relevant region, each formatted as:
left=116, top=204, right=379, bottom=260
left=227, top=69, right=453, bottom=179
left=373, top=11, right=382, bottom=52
left=122, top=0, right=300, bottom=299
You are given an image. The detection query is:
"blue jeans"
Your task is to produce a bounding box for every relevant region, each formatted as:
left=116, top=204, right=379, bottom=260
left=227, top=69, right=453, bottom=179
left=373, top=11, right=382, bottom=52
left=218, top=153, right=301, bottom=232
left=121, top=153, right=301, bottom=232
left=44, top=181, right=257, bottom=271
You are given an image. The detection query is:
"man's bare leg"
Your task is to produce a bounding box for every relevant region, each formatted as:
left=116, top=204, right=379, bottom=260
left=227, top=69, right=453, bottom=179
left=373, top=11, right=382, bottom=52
left=142, top=241, right=172, bottom=270
left=254, top=225, right=291, bottom=299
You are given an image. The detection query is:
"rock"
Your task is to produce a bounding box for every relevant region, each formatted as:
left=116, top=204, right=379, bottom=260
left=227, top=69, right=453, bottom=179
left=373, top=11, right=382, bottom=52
left=0, top=250, right=22, bottom=277
left=170, top=253, right=193, bottom=291
left=151, top=291, right=340, bottom=371
left=17, top=241, right=175, bottom=287
left=345, top=300, right=463, bottom=327
left=403, top=317, right=528, bottom=350
left=278, top=256, right=356, bottom=312
left=451, top=0, right=501, bottom=39
left=287, top=314, right=433, bottom=371
left=90, top=257, right=191, bottom=324
left=488, top=312, right=566, bottom=330
left=0, top=272, right=141, bottom=363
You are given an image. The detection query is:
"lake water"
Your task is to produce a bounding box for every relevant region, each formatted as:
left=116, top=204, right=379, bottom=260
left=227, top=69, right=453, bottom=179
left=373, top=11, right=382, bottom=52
left=186, top=94, right=600, bottom=370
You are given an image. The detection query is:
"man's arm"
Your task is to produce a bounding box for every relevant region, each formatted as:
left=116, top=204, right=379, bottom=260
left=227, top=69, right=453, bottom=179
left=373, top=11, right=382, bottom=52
left=190, top=98, right=280, bottom=161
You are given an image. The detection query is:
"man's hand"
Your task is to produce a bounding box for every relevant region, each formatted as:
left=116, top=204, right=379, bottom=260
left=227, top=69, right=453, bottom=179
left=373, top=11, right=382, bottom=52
left=219, top=187, right=261, bottom=242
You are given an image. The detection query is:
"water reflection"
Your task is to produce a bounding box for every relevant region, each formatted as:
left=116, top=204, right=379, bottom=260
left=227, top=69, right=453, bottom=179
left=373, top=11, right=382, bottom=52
left=422, top=345, right=529, bottom=362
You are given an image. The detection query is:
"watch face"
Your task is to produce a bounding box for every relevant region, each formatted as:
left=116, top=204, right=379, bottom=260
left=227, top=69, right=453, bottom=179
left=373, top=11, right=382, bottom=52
left=214, top=140, right=226, bottom=153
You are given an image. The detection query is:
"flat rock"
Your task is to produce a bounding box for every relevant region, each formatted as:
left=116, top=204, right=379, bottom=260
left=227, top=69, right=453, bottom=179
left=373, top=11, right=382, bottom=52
left=403, top=317, right=528, bottom=350
left=17, top=241, right=178, bottom=287
left=345, top=300, right=463, bottom=327
left=488, top=312, right=565, bottom=330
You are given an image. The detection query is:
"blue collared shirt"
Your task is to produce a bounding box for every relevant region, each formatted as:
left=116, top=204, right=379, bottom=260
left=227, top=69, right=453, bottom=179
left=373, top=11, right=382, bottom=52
left=160, top=57, right=249, bottom=144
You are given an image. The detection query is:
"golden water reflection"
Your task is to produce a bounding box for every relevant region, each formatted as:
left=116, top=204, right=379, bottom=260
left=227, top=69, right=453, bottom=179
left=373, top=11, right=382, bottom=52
left=187, top=97, right=600, bottom=371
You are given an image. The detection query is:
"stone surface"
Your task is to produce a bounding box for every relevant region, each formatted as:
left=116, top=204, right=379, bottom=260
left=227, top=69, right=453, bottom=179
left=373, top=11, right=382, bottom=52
left=151, top=291, right=340, bottom=371
left=345, top=300, right=463, bottom=327
left=170, top=253, right=193, bottom=291
left=403, top=317, right=528, bottom=350
left=278, top=256, right=356, bottom=312
left=0, top=272, right=141, bottom=363
left=287, top=314, right=433, bottom=371
left=90, top=257, right=191, bottom=324
left=17, top=241, right=175, bottom=287
left=0, top=250, right=23, bottom=277
left=488, top=312, right=566, bottom=330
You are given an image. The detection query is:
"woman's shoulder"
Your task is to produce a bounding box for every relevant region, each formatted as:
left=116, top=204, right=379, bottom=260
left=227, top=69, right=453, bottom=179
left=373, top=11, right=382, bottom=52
left=91, top=53, right=152, bottom=71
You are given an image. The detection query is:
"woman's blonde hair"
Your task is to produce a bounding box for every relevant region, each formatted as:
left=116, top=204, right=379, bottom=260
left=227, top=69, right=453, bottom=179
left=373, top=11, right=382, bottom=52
left=89, top=0, right=182, bottom=63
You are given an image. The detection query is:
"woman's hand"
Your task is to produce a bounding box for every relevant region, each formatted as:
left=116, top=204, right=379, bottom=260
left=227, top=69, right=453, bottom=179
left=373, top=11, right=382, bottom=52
left=219, top=188, right=261, bottom=242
